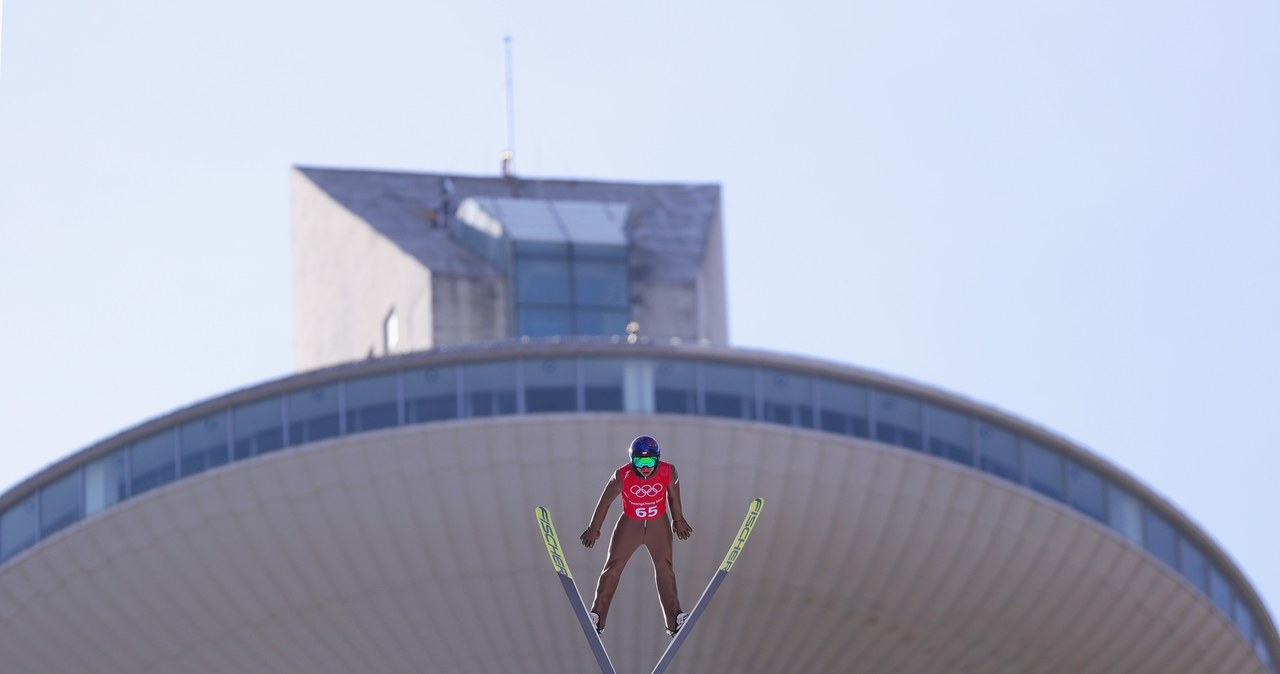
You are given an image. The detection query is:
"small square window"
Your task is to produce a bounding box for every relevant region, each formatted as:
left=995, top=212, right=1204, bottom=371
left=384, top=310, right=400, bottom=353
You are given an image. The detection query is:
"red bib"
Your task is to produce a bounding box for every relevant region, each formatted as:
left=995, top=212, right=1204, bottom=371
left=618, top=462, right=673, bottom=520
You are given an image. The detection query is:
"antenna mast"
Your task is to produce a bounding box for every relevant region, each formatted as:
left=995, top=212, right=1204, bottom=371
left=502, top=36, right=516, bottom=177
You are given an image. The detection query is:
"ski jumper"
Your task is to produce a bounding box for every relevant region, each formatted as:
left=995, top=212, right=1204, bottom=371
left=590, top=462, right=682, bottom=631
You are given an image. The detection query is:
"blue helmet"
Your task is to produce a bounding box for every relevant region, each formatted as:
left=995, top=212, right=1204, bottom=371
left=629, top=435, right=660, bottom=460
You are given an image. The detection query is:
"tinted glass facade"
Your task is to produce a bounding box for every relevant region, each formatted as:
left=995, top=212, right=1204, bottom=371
left=976, top=420, right=1019, bottom=482
left=874, top=391, right=922, bottom=450
left=181, top=414, right=229, bottom=477
left=817, top=378, right=869, bottom=438
left=0, top=345, right=1272, bottom=669
left=513, top=243, right=628, bottom=338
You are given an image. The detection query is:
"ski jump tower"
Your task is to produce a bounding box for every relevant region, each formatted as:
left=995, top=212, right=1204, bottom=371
left=0, top=167, right=1274, bottom=673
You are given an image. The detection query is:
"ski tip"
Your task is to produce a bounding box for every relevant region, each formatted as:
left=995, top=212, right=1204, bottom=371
left=720, top=498, right=764, bottom=573
left=535, top=506, right=573, bottom=579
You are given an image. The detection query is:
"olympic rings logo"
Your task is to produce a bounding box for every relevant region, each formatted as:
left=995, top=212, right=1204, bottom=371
left=629, top=484, right=665, bottom=498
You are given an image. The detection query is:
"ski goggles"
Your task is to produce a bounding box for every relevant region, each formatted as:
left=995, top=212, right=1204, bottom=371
left=632, top=456, right=657, bottom=469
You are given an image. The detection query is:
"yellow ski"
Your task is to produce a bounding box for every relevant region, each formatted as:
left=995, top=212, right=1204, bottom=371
left=535, top=506, right=617, bottom=674
left=650, top=497, right=765, bottom=674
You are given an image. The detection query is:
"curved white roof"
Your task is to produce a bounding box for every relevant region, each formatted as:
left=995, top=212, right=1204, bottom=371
left=0, top=415, right=1265, bottom=673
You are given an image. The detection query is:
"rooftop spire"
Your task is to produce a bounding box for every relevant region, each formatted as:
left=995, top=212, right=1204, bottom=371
left=502, top=35, right=516, bottom=178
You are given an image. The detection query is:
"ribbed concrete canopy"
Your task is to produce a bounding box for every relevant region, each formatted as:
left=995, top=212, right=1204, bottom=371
left=0, top=415, right=1263, bottom=673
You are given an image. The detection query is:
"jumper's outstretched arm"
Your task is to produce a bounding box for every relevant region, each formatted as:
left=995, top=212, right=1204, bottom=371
left=581, top=472, right=621, bottom=548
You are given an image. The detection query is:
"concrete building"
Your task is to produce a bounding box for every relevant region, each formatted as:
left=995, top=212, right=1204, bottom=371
left=0, top=168, right=1275, bottom=674
left=291, top=168, right=727, bottom=371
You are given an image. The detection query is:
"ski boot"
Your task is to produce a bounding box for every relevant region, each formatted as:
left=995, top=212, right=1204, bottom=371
left=665, top=612, right=688, bottom=637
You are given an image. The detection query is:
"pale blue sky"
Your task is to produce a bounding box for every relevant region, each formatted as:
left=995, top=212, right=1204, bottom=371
left=2, top=0, right=1278, bottom=633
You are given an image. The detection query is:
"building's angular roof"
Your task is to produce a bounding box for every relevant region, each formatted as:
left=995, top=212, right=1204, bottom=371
left=296, top=167, right=721, bottom=282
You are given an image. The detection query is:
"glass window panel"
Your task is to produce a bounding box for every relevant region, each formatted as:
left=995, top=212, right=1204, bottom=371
left=233, top=397, right=284, bottom=459
left=551, top=198, right=619, bottom=243
left=573, top=258, right=628, bottom=307
left=288, top=384, right=340, bottom=446
left=1254, top=634, right=1272, bottom=668
left=462, top=360, right=518, bottom=417
left=926, top=404, right=972, bottom=465
left=525, top=358, right=578, bottom=413
left=0, top=496, right=38, bottom=563
left=517, top=307, right=573, bottom=337
left=496, top=199, right=562, bottom=242
left=703, top=362, right=756, bottom=420
left=1023, top=440, right=1064, bottom=501
left=573, top=308, right=630, bottom=337
left=40, top=470, right=82, bottom=538
left=873, top=390, right=922, bottom=450
left=1067, top=461, right=1106, bottom=523
left=405, top=365, right=458, bottom=423
left=817, top=378, right=869, bottom=438
left=130, top=431, right=177, bottom=497
left=384, top=311, right=400, bottom=352
left=85, top=450, right=127, bottom=515
left=761, top=369, right=813, bottom=427
left=345, top=373, right=399, bottom=433
left=653, top=359, right=697, bottom=414
left=573, top=244, right=627, bottom=261
left=1208, top=566, right=1233, bottom=617
left=1143, top=507, right=1178, bottom=569
left=556, top=196, right=627, bottom=245
left=583, top=358, right=626, bottom=412
left=1233, top=598, right=1255, bottom=641
left=515, top=255, right=571, bottom=305
left=514, top=241, right=568, bottom=256
left=563, top=210, right=623, bottom=243
left=1106, top=484, right=1143, bottom=545
left=1177, top=538, right=1209, bottom=593
left=976, top=421, right=1019, bottom=481
left=180, top=412, right=229, bottom=477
